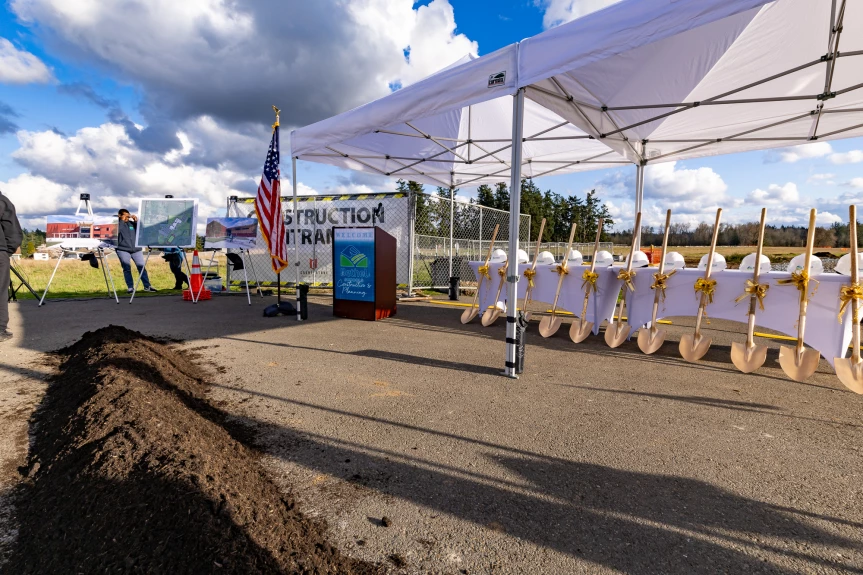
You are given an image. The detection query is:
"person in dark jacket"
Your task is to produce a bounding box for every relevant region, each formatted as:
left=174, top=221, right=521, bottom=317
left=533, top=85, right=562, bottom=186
left=162, top=247, right=188, bottom=290
left=0, top=191, right=23, bottom=342
left=116, top=209, right=156, bottom=293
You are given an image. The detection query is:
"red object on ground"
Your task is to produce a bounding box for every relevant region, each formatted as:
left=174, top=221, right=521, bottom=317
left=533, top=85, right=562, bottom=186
left=183, top=250, right=211, bottom=301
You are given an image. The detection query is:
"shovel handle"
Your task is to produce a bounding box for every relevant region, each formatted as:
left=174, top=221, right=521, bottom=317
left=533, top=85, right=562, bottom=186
left=647, top=209, right=673, bottom=332
left=851, top=205, right=860, bottom=362
left=796, top=209, right=817, bottom=354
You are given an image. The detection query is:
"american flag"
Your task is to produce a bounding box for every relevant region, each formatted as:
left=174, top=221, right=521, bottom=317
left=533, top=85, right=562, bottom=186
left=255, top=125, right=289, bottom=273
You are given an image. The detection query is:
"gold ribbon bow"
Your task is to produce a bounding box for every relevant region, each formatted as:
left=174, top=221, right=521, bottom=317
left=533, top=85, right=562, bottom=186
left=694, top=277, right=717, bottom=304
left=498, top=265, right=507, bottom=277
left=650, top=270, right=676, bottom=302
left=777, top=271, right=819, bottom=297
left=555, top=264, right=570, bottom=276
left=838, top=282, right=863, bottom=324
left=617, top=269, right=637, bottom=292
left=477, top=265, right=491, bottom=281
left=582, top=270, right=599, bottom=292
left=524, top=268, right=537, bottom=288
left=734, top=279, right=769, bottom=312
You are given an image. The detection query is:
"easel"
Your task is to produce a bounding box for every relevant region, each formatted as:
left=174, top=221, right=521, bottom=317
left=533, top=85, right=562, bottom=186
left=129, top=246, right=197, bottom=303
left=226, top=196, right=265, bottom=301
left=39, top=194, right=120, bottom=305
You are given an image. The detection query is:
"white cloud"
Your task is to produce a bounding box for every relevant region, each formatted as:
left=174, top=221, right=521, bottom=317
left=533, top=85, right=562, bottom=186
left=11, top=0, right=476, bottom=127
left=763, top=142, right=833, bottom=163
left=4, top=122, right=256, bottom=222
left=595, top=161, right=734, bottom=228
left=0, top=37, right=52, bottom=83
left=807, top=172, right=835, bottom=185
left=816, top=211, right=842, bottom=225
left=534, top=0, right=621, bottom=28
left=747, top=182, right=800, bottom=205
left=829, top=150, right=863, bottom=164
left=848, top=177, right=863, bottom=189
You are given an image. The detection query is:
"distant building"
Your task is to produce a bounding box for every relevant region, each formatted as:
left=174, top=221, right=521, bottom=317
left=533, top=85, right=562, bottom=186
left=47, top=222, right=80, bottom=239
left=91, top=223, right=117, bottom=240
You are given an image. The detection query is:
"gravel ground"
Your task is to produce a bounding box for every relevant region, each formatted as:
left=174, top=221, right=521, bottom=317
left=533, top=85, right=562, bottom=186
left=1, top=293, right=861, bottom=574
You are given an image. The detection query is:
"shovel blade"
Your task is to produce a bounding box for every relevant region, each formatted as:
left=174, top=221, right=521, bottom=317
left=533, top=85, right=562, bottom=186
left=778, top=345, right=820, bottom=382
left=538, top=315, right=562, bottom=338
left=637, top=327, right=666, bottom=355
left=569, top=319, right=594, bottom=343
left=834, top=357, right=863, bottom=394
left=679, top=333, right=712, bottom=362
left=460, top=307, right=479, bottom=324
left=730, top=341, right=768, bottom=374
left=481, top=309, right=502, bottom=327
left=604, top=322, right=632, bottom=349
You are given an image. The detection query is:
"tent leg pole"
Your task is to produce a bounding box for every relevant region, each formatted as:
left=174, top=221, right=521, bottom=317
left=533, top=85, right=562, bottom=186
left=505, top=88, right=525, bottom=379
left=449, top=186, right=454, bottom=280
left=634, top=163, right=645, bottom=251
left=292, top=156, right=300, bottom=290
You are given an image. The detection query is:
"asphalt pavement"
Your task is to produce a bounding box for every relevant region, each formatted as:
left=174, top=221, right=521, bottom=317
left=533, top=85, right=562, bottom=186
left=1, top=293, right=861, bottom=574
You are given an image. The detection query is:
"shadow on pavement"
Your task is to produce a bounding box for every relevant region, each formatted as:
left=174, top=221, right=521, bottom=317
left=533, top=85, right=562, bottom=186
left=223, top=399, right=862, bottom=574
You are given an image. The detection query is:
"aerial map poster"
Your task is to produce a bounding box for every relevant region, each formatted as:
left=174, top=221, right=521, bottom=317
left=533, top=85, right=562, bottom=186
left=135, top=198, right=198, bottom=248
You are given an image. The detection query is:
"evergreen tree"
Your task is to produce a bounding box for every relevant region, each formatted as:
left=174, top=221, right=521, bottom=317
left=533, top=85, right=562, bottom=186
left=476, top=184, right=495, bottom=208
left=493, top=182, right=509, bottom=211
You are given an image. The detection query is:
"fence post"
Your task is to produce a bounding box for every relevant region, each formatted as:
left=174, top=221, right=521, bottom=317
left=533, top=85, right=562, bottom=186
left=407, top=189, right=416, bottom=295
left=448, top=188, right=454, bottom=279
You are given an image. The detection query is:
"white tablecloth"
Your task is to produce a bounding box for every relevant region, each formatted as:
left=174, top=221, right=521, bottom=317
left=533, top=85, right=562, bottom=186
left=469, top=261, right=619, bottom=336
left=467, top=262, right=854, bottom=365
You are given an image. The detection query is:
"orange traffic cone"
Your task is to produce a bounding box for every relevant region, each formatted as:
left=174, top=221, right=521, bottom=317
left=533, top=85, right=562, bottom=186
left=183, top=250, right=211, bottom=301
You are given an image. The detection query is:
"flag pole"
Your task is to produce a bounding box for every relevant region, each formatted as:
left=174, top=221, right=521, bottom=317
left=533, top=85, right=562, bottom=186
left=262, top=104, right=295, bottom=317
left=275, top=105, right=282, bottom=306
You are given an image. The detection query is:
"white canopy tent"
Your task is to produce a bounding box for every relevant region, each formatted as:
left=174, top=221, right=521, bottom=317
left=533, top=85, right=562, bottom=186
left=291, top=0, right=863, bottom=377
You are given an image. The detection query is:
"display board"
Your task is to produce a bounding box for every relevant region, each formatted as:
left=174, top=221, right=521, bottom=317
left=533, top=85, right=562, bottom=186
left=136, top=198, right=198, bottom=248
left=204, top=217, right=258, bottom=249
left=333, top=227, right=375, bottom=302
left=46, top=214, right=117, bottom=244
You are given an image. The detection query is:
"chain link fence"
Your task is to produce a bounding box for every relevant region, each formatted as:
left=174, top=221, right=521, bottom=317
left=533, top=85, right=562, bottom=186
left=411, top=192, right=531, bottom=290
left=224, top=190, right=530, bottom=293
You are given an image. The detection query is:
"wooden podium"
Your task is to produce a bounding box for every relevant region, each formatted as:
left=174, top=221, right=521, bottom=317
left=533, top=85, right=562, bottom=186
left=332, top=227, right=397, bottom=321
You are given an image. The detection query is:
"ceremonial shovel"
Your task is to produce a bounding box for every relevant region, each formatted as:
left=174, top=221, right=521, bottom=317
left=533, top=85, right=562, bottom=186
left=605, top=212, right=642, bottom=348
left=570, top=219, right=605, bottom=343
left=461, top=224, right=500, bottom=324
left=521, top=218, right=547, bottom=322
left=835, top=205, right=863, bottom=394
left=637, top=209, right=672, bottom=354
left=778, top=209, right=820, bottom=382
left=731, top=208, right=769, bottom=373
left=679, top=208, right=722, bottom=362
left=538, top=223, right=578, bottom=338
left=481, top=257, right=508, bottom=327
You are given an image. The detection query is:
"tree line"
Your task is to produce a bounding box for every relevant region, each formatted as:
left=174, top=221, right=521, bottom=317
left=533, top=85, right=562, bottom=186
left=398, top=178, right=615, bottom=244
left=609, top=220, right=862, bottom=248
left=398, top=179, right=853, bottom=248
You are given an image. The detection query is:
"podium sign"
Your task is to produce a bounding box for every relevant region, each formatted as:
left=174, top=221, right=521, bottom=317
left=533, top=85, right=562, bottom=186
left=333, top=228, right=375, bottom=302
left=332, top=226, right=397, bottom=321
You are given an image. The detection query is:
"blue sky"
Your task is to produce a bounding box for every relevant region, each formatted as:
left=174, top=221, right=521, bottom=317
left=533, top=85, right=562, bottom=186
left=0, top=0, right=861, bottom=231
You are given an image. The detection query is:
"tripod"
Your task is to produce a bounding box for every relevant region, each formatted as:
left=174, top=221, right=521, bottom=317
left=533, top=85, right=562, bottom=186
left=8, top=259, right=39, bottom=302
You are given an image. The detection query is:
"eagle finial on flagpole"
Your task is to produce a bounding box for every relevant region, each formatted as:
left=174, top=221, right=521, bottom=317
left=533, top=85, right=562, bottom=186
left=272, top=105, right=280, bottom=130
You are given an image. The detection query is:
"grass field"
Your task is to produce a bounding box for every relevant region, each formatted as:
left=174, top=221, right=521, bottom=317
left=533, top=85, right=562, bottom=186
left=9, top=253, right=229, bottom=300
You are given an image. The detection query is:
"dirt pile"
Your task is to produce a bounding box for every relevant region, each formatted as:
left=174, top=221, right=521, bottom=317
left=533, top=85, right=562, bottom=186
left=5, top=326, right=381, bottom=574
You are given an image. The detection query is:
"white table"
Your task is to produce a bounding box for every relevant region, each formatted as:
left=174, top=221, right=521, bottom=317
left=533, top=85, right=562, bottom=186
left=467, top=262, right=855, bottom=366
left=469, top=261, right=619, bottom=336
